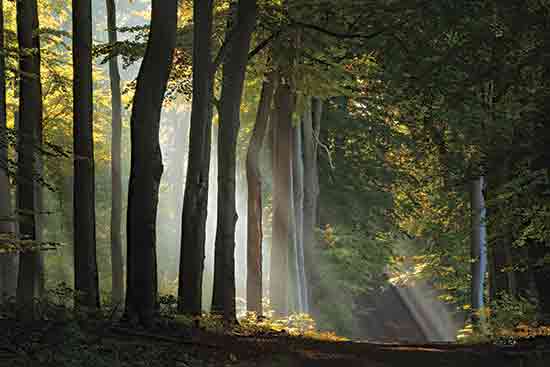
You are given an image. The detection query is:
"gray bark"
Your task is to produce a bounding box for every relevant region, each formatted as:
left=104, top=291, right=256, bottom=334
left=15, top=0, right=43, bottom=320
left=106, top=0, right=124, bottom=307
left=269, top=81, right=293, bottom=317
left=470, top=175, right=487, bottom=327
left=178, top=0, right=214, bottom=316
left=211, top=0, right=257, bottom=322
left=303, top=97, right=322, bottom=316
left=125, top=0, right=178, bottom=327
left=293, top=110, right=307, bottom=313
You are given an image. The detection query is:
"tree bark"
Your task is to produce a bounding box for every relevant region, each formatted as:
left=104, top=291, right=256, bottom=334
left=293, top=108, right=307, bottom=313
left=178, top=0, right=214, bottom=316
left=0, top=0, right=17, bottom=302
left=303, top=97, right=322, bottom=316
left=211, top=0, right=257, bottom=322
left=125, top=0, right=178, bottom=327
left=106, top=0, right=124, bottom=307
left=245, top=74, right=274, bottom=315
left=269, top=81, right=293, bottom=317
left=470, top=175, right=487, bottom=327
left=15, top=0, right=43, bottom=320
left=73, top=0, right=100, bottom=311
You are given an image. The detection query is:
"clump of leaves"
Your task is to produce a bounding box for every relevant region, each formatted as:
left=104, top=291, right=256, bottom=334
left=236, top=311, right=348, bottom=341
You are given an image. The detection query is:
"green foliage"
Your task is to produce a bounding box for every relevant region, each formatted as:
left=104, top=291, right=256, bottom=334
left=489, top=293, right=539, bottom=333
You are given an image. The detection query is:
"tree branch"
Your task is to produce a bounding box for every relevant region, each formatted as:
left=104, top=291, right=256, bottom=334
left=292, top=20, right=390, bottom=40
left=248, top=29, right=282, bottom=61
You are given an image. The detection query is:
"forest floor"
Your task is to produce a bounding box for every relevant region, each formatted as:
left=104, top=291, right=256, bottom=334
left=1, top=319, right=550, bottom=367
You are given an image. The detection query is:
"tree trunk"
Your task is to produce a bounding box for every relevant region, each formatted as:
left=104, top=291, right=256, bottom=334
left=178, top=0, right=214, bottom=316
left=15, top=0, right=43, bottom=320
left=106, top=0, right=124, bottom=307
left=269, top=81, right=293, bottom=317
left=73, top=0, right=100, bottom=311
left=211, top=0, right=257, bottom=323
left=0, top=0, right=17, bottom=302
left=293, top=109, right=307, bottom=313
left=125, top=0, right=178, bottom=327
left=245, top=74, right=274, bottom=315
left=470, top=175, right=487, bottom=327
left=303, top=97, right=322, bottom=316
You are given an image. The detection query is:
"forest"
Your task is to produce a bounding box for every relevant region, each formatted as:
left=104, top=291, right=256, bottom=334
left=1, top=0, right=550, bottom=366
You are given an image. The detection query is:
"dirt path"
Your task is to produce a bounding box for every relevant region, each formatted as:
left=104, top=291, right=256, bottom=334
left=2, top=320, right=550, bottom=366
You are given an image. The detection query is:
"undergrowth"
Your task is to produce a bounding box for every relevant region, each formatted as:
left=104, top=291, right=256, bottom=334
left=457, top=293, right=550, bottom=345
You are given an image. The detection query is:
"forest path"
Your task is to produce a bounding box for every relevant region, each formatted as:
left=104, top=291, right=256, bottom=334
left=2, top=320, right=550, bottom=366
left=107, top=326, right=550, bottom=367
left=209, top=336, right=550, bottom=367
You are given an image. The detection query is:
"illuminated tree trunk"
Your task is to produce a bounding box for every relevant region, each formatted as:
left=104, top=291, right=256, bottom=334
left=270, top=81, right=293, bottom=316
left=178, top=0, right=214, bottom=316
left=293, top=107, right=307, bottom=313
left=245, top=74, right=274, bottom=315
left=303, top=97, right=322, bottom=315
left=470, top=175, right=487, bottom=327
left=212, top=0, right=257, bottom=322
left=15, top=0, right=42, bottom=320
left=0, top=0, right=17, bottom=302
left=125, top=0, right=177, bottom=327
left=106, top=0, right=124, bottom=306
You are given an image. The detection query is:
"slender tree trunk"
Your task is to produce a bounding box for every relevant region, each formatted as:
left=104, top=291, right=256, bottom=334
left=303, top=97, right=322, bottom=316
left=178, top=0, right=214, bottom=316
left=73, top=0, right=100, bottom=311
left=106, top=0, right=124, bottom=307
left=124, top=0, right=177, bottom=327
left=15, top=0, right=42, bottom=320
left=0, top=0, right=17, bottom=302
left=211, top=0, right=257, bottom=322
left=269, top=81, right=293, bottom=317
left=245, top=74, right=274, bottom=315
left=470, top=175, right=487, bottom=327
left=293, top=109, right=307, bottom=313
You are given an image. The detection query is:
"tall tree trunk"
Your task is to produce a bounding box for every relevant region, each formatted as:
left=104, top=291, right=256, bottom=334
left=106, top=0, right=124, bottom=307
left=15, top=0, right=42, bottom=320
left=124, top=0, right=177, bottom=327
left=269, top=81, right=293, bottom=317
left=303, top=97, right=322, bottom=316
left=245, top=74, right=274, bottom=315
left=470, top=175, right=487, bottom=327
left=73, top=0, right=100, bottom=310
left=211, top=0, right=257, bottom=322
left=0, top=0, right=17, bottom=302
left=293, top=109, right=307, bottom=313
left=178, top=0, right=214, bottom=316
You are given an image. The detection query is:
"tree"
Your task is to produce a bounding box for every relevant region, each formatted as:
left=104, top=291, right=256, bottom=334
left=303, top=96, right=322, bottom=315
left=269, top=80, right=293, bottom=316
left=0, top=0, right=17, bottom=302
left=245, top=73, right=274, bottom=315
left=212, top=0, right=257, bottom=322
left=178, top=0, right=214, bottom=316
left=73, top=0, right=100, bottom=310
left=106, top=0, right=124, bottom=307
left=470, top=175, right=487, bottom=327
left=125, top=0, right=178, bottom=327
left=15, top=0, right=43, bottom=320
left=292, top=102, right=307, bottom=313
